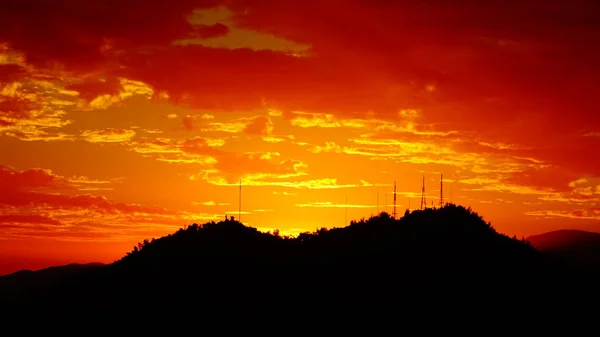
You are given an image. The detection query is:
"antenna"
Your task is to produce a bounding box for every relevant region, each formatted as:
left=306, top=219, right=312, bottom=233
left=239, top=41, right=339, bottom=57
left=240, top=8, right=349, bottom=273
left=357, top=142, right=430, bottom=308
left=420, top=175, right=426, bottom=210
left=393, top=181, right=397, bottom=219
left=377, top=190, right=379, bottom=215
left=238, top=178, right=242, bottom=222
left=440, top=174, right=444, bottom=207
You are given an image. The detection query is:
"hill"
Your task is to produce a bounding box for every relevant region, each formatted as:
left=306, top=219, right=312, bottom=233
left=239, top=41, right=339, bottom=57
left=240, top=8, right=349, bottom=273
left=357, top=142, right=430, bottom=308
left=1, top=262, right=105, bottom=279
left=0, top=263, right=105, bottom=307
left=527, top=229, right=600, bottom=269
left=0, top=205, right=597, bottom=326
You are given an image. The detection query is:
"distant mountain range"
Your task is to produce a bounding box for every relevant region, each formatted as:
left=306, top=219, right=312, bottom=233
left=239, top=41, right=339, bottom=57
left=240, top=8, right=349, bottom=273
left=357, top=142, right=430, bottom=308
left=527, top=229, right=600, bottom=269
left=1, top=262, right=105, bottom=280
left=0, top=262, right=106, bottom=296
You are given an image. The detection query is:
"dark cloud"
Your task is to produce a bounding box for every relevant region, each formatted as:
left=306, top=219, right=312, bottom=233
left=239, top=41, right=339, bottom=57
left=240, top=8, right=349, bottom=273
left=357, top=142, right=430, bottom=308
left=1, top=0, right=599, bottom=180
left=65, top=78, right=122, bottom=102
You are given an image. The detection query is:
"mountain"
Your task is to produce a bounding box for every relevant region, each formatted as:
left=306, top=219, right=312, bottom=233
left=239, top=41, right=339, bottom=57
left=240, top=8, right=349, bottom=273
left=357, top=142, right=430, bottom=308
left=0, top=262, right=105, bottom=304
left=0, top=205, right=597, bottom=326
left=1, top=262, right=105, bottom=278
left=527, top=229, right=600, bottom=269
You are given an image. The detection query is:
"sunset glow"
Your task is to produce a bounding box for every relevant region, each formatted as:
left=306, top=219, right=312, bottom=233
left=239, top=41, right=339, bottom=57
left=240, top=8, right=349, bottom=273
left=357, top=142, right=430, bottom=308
left=1, top=1, right=599, bottom=274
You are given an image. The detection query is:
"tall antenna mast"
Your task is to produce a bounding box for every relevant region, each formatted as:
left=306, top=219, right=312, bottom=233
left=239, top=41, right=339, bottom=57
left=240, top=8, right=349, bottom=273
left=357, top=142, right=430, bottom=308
left=393, top=181, right=397, bottom=219
left=377, top=190, right=379, bottom=214
left=420, top=175, right=426, bottom=210
left=238, top=178, right=242, bottom=222
left=440, top=174, right=444, bottom=207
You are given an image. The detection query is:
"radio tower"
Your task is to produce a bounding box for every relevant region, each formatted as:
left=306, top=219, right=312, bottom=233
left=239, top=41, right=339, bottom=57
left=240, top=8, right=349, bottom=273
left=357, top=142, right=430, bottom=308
left=238, top=178, right=242, bottom=222
left=392, top=181, right=397, bottom=219
left=420, top=175, right=426, bottom=210
left=440, top=174, right=444, bottom=207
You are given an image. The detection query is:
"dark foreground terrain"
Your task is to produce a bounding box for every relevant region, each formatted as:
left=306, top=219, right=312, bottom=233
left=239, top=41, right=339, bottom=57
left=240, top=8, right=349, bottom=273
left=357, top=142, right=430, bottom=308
left=1, top=205, right=599, bottom=327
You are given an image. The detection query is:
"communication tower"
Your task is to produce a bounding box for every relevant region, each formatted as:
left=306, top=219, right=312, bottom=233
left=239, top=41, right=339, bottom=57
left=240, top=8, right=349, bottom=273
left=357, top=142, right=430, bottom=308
left=420, top=175, right=426, bottom=210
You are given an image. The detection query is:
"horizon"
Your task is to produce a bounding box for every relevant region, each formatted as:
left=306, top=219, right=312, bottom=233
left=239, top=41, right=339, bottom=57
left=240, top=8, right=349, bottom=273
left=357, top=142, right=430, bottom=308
left=1, top=1, right=600, bottom=275
left=0, top=204, right=596, bottom=276
left=0, top=205, right=519, bottom=276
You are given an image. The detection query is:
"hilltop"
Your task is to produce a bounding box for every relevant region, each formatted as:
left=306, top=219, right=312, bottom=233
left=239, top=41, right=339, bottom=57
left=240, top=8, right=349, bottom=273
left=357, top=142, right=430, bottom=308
left=527, top=229, right=600, bottom=269
left=0, top=204, right=596, bottom=325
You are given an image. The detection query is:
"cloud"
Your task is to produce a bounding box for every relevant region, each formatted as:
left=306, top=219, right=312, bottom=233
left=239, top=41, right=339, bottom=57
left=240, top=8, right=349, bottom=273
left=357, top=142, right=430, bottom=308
left=0, top=79, right=77, bottom=141
left=65, top=78, right=123, bottom=102
left=174, top=6, right=310, bottom=55
left=525, top=209, right=600, bottom=221
left=0, top=214, right=62, bottom=226
left=190, top=157, right=310, bottom=185
left=77, top=78, right=155, bottom=110
left=0, top=1, right=597, bottom=158
left=273, top=191, right=297, bottom=196
left=182, top=114, right=274, bottom=136
left=290, top=112, right=342, bottom=128
left=0, top=75, right=158, bottom=143
left=129, top=136, right=224, bottom=164
left=192, top=200, right=230, bottom=207
left=0, top=165, right=223, bottom=241
left=81, top=128, right=136, bottom=143
left=262, top=134, right=294, bottom=143
left=310, top=141, right=343, bottom=154
left=243, top=115, right=274, bottom=135
left=295, top=201, right=376, bottom=209
left=196, top=171, right=372, bottom=189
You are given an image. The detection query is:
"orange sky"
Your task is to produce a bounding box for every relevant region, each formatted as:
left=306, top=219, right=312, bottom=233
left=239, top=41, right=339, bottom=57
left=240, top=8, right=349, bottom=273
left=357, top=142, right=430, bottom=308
left=1, top=0, right=600, bottom=275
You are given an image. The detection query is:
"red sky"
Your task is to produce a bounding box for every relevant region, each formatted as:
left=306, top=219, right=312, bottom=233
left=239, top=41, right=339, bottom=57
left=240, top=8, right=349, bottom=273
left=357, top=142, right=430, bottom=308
left=1, top=0, right=600, bottom=275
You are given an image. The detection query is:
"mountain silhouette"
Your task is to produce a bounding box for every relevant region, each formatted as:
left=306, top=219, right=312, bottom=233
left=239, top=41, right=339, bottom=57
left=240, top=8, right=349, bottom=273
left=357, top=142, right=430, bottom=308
left=0, top=262, right=105, bottom=308
left=527, top=229, right=600, bottom=270
left=2, top=262, right=105, bottom=279
left=1, top=205, right=598, bottom=327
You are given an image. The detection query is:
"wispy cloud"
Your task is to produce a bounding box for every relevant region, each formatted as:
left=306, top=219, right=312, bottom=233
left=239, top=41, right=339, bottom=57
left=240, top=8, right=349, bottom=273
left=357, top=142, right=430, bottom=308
left=192, top=200, right=230, bottom=206
left=81, top=128, right=136, bottom=143
left=76, top=78, right=155, bottom=110
left=0, top=165, right=223, bottom=241
left=273, top=191, right=297, bottom=196
left=295, top=201, right=376, bottom=208
left=525, top=209, right=600, bottom=221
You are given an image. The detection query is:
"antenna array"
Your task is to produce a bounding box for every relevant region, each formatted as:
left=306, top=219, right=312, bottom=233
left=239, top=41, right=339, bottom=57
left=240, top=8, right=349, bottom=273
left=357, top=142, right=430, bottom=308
left=420, top=175, right=426, bottom=210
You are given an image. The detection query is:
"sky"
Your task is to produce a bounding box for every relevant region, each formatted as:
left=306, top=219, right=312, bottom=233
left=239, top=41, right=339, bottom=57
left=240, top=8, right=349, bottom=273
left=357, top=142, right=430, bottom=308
left=1, top=0, right=600, bottom=275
